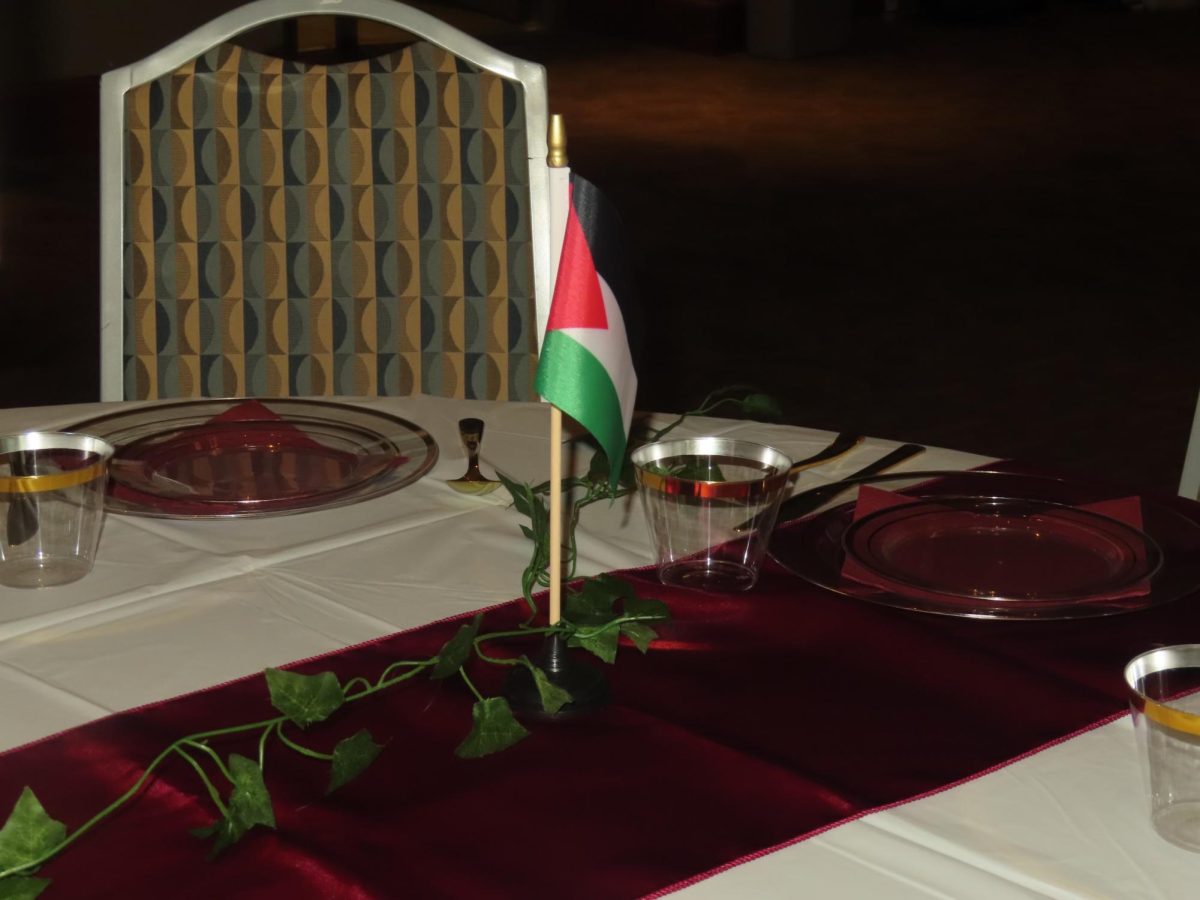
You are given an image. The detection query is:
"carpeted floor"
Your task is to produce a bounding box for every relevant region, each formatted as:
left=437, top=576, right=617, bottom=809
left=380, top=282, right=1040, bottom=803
left=2, top=1, right=1197, bottom=493
left=533, top=4, right=1200, bottom=495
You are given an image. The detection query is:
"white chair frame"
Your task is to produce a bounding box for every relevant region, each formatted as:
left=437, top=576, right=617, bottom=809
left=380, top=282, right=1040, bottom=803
left=1180, top=390, right=1200, bottom=499
left=99, top=0, right=554, bottom=401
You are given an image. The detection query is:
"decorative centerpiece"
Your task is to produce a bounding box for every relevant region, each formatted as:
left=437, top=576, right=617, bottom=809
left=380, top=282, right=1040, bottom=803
left=0, top=388, right=776, bottom=895
left=0, top=108, right=781, bottom=895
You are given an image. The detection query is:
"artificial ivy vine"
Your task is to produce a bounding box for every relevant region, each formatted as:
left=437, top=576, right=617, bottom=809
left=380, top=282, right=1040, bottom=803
left=0, top=388, right=779, bottom=896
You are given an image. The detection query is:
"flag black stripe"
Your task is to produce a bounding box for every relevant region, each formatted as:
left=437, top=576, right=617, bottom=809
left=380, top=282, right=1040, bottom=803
left=569, top=173, right=642, bottom=364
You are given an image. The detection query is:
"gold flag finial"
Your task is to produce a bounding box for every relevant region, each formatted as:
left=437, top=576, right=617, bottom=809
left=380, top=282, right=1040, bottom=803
left=548, top=113, right=568, bottom=168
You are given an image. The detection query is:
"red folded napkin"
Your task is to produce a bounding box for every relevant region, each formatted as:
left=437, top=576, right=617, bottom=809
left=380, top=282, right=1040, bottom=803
left=110, top=400, right=405, bottom=515
left=841, top=485, right=1151, bottom=605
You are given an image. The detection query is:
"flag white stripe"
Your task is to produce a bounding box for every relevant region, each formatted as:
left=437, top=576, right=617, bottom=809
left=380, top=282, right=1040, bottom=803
left=557, top=272, right=637, bottom=429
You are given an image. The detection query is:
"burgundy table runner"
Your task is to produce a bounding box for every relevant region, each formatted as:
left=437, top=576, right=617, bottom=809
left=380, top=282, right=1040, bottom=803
left=3, top=519, right=1200, bottom=897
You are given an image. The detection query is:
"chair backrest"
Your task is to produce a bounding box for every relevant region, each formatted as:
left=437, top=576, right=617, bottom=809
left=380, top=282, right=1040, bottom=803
left=1180, top=389, right=1200, bottom=500
left=100, top=0, right=553, bottom=402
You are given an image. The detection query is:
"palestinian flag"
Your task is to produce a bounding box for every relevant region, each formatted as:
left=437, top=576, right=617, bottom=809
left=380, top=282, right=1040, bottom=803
left=536, top=174, right=638, bottom=486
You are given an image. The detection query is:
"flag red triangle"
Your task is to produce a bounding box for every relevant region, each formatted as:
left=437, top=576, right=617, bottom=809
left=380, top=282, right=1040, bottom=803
left=546, top=197, right=609, bottom=332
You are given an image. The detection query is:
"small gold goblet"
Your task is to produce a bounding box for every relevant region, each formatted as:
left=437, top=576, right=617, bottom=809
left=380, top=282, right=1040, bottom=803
left=445, top=418, right=501, bottom=496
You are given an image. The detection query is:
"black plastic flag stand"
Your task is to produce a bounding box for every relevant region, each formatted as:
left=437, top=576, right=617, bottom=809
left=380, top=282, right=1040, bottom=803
left=503, top=633, right=608, bottom=718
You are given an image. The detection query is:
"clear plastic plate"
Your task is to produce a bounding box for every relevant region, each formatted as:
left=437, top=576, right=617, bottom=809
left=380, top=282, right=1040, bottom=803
left=770, top=468, right=1200, bottom=619
left=67, top=399, right=438, bottom=518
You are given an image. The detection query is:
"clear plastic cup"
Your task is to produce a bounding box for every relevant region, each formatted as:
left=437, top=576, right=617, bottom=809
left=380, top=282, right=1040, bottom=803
left=1125, top=644, right=1200, bottom=852
left=632, top=437, right=793, bottom=592
left=0, top=432, right=114, bottom=588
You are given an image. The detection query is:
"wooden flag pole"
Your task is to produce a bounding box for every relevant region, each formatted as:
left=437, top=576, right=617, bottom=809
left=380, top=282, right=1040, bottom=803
left=546, top=113, right=569, bottom=626
left=548, top=405, right=563, bottom=624
left=502, top=113, right=608, bottom=714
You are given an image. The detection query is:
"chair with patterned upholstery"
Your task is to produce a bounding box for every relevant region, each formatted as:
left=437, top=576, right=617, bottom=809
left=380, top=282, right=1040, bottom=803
left=99, top=0, right=554, bottom=402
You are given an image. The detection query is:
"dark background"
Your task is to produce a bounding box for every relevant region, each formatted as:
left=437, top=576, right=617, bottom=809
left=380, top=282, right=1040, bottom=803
left=2, top=0, right=1197, bottom=493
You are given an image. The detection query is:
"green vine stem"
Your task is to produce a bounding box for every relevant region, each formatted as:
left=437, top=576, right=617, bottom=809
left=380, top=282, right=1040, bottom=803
left=0, top=656, right=440, bottom=884
left=174, top=745, right=230, bottom=814
left=458, top=670, right=486, bottom=703
left=473, top=626, right=559, bottom=665
left=0, top=387, right=772, bottom=895
left=0, top=713, right=280, bottom=880
left=0, top=594, right=668, bottom=888
left=508, top=387, right=781, bottom=602
left=274, top=725, right=334, bottom=762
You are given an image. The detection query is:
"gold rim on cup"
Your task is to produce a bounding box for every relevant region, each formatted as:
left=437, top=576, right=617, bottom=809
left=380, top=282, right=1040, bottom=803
left=631, top=437, right=793, bottom=501
left=0, top=432, right=115, bottom=495
left=1125, top=644, right=1200, bottom=737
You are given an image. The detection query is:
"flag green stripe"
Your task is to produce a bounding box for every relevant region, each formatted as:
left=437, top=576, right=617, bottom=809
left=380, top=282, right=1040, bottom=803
left=536, top=330, right=627, bottom=472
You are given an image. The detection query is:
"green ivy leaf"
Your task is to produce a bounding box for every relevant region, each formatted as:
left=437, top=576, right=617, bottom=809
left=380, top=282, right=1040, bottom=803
left=600, top=573, right=642, bottom=601
left=500, top=473, right=552, bottom=614
left=628, top=415, right=656, bottom=443
left=0, top=876, right=51, bottom=899
left=623, top=594, right=670, bottom=623
left=498, top=471, right=533, bottom=518
left=529, top=664, right=572, bottom=714
left=327, top=729, right=384, bottom=794
left=190, top=817, right=241, bottom=859
left=563, top=579, right=619, bottom=626
left=192, top=755, right=275, bottom=858
left=529, top=490, right=550, bottom=533
left=658, top=457, right=727, bottom=481
left=741, top=392, right=782, bottom=421
left=431, top=615, right=482, bottom=680
left=265, top=669, right=345, bottom=729
left=567, top=626, right=620, bottom=664
left=620, top=621, right=657, bottom=654
left=0, top=788, right=66, bottom=872
left=520, top=564, right=540, bottom=611
left=617, top=456, right=638, bottom=488
left=228, top=754, right=276, bottom=832
left=587, top=447, right=612, bottom=485
left=455, top=697, right=530, bottom=759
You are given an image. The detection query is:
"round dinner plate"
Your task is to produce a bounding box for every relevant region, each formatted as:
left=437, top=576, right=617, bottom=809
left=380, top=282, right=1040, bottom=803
left=769, top=469, right=1200, bottom=619
left=844, top=497, right=1162, bottom=604
left=67, top=399, right=438, bottom=518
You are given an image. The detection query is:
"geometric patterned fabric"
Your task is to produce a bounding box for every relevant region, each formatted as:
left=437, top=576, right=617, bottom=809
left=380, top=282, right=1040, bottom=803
left=123, top=41, right=538, bottom=401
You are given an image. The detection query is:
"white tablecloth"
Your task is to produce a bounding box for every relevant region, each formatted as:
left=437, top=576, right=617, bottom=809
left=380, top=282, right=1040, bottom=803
left=0, top=396, right=1193, bottom=897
